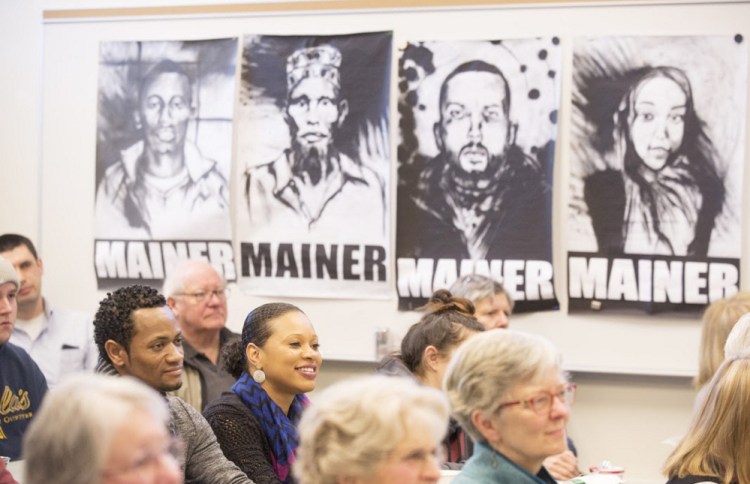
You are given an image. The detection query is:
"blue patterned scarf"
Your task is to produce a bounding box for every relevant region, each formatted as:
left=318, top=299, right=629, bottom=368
left=232, top=372, right=309, bottom=483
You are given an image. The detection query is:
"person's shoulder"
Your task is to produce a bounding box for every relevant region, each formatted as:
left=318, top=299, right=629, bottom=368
left=220, top=327, right=241, bottom=342
left=0, top=342, right=46, bottom=385
left=203, top=392, right=247, bottom=416
left=375, top=354, right=414, bottom=378
left=1, top=341, right=35, bottom=364
left=665, top=476, right=721, bottom=484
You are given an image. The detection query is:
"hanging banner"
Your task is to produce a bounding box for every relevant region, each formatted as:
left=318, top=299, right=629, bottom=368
left=236, top=32, right=392, bottom=298
left=93, top=39, right=238, bottom=289
left=568, top=35, right=747, bottom=312
left=396, top=39, right=561, bottom=312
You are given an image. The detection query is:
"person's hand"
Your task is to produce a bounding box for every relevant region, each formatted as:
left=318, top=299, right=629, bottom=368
left=543, top=450, right=580, bottom=481
left=0, top=459, right=19, bottom=484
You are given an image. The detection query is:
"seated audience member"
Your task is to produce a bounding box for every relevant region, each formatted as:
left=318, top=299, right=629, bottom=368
left=295, top=375, right=449, bottom=484
left=663, top=355, right=750, bottom=484
left=693, top=292, right=750, bottom=408
left=0, top=258, right=47, bottom=461
left=203, top=303, right=322, bottom=483
left=0, top=234, right=97, bottom=387
left=164, top=260, right=239, bottom=411
left=449, top=274, right=513, bottom=330
left=724, top=312, right=750, bottom=357
left=377, top=289, right=483, bottom=466
left=444, top=330, right=576, bottom=484
left=92, top=284, right=252, bottom=484
left=23, top=374, right=182, bottom=484
left=448, top=278, right=579, bottom=479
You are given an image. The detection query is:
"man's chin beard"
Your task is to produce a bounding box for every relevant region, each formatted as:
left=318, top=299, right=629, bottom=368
left=291, top=142, right=332, bottom=185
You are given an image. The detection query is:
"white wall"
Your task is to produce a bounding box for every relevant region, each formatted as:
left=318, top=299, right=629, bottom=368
left=6, top=1, right=749, bottom=482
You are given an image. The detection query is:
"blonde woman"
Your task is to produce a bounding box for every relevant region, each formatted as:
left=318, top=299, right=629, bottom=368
left=724, top=312, right=750, bottom=358
left=295, top=375, right=449, bottom=484
left=694, top=292, right=750, bottom=408
left=663, top=355, right=750, bottom=483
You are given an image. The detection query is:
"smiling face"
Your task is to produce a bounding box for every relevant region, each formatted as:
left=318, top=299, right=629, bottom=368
left=109, top=306, right=184, bottom=393
left=630, top=76, right=687, bottom=172
left=1, top=244, right=43, bottom=313
left=139, top=71, right=193, bottom=156
left=437, top=70, right=510, bottom=175
left=479, top=367, right=570, bottom=474
left=286, top=76, right=344, bottom=157
left=0, top=282, right=17, bottom=345
left=250, top=311, right=321, bottom=410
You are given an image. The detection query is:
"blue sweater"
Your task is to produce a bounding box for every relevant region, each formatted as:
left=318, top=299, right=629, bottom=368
left=453, top=442, right=557, bottom=484
left=0, top=342, right=48, bottom=460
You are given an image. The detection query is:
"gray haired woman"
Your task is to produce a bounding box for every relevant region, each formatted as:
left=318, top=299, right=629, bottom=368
left=24, top=374, right=181, bottom=484
left=444, top=330, right=575, bottom=483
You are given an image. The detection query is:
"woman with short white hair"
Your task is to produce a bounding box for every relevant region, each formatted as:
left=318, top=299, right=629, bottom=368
left=294, top=375, right=449, bottom=484
left=444, top=330, right=575, bottom=483
left=23, top=374, right=182, bottom=484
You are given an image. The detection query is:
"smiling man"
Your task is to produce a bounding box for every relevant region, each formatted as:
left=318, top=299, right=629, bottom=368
left=0, top=257, right=47, bottom=461
left=244, top=44, right=385, bottom=236
left=0, top=233, right=97, bottom=388
left=164, top=260, right=239, bottom=411
left=95, top=59, right=230, bottom=240
left=93, top=284, right=253, bottom=484
left=398, top=60, right=550, bottom=261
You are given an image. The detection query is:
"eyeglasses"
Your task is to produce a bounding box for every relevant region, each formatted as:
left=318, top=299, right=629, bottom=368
left=175, top=288, right=226, bottom=304
left=495, top=383, right=576, bottom=415
left=103, top=436, right=183, bottom=478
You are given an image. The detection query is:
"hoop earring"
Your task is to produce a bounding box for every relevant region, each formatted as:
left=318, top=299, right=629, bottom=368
left=252, top=369, right=266, bottom=384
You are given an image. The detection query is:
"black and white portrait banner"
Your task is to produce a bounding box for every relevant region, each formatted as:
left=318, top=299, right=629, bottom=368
left=396, top=39, right=561, bottom=312
left=568, top=35, right=747, bottom=312
left=94, top=39, right=238, bottom=289
left=236, top=32, right=392, bottom=298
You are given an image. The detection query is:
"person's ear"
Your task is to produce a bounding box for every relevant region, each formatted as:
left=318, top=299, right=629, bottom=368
left=423, top=345, right=441, bottom=372
left=133, top=110, right=142, bottom=131
left=245, top=342, right=263, bottom=370
left=105, top=340, right=129, bottom=370
left=36, top=256, right=44, bottom=276
left=433, top=121, right=444, bottom=152
left=336, top=99, right=349, bottom=128
left=166, top=296, right=179, bottom=314
left=471, top=408, right=501, bottom=445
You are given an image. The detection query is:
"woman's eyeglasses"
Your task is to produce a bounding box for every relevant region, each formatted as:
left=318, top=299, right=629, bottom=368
left=495, top=383, right=576, bottom=415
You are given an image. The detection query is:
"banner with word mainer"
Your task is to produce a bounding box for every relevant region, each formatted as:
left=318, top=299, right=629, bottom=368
left=568, top=35, right=747, bottom=312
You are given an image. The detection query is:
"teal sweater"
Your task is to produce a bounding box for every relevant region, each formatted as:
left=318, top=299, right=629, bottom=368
left=453, top=442, right=557, bottom=484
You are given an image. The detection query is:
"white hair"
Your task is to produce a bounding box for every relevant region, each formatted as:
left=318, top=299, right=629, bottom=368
left=23, top=374, right=169, bottom=484
left=162, top=259, right=224, bottom=297
left=725, top=312, right=750, bottom=358
left=443, top=329, right=562, bottom=443
left=294, top=375, right=450, bottom=484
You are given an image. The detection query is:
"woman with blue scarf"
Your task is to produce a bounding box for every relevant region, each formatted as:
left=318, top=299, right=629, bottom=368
left=204, top=303, right=322, bottom=483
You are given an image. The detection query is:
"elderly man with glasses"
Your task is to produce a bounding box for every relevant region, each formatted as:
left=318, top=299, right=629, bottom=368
left=164, top=259, right=239, bottom=411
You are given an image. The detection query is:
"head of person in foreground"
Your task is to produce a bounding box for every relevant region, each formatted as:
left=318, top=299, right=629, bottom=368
left=23, top=374, right=182, bottom=484
left=294, top=375, right=450, bottom=484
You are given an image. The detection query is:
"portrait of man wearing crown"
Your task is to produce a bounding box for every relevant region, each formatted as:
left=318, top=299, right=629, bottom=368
left=244, top=44, right=387, bottom=239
